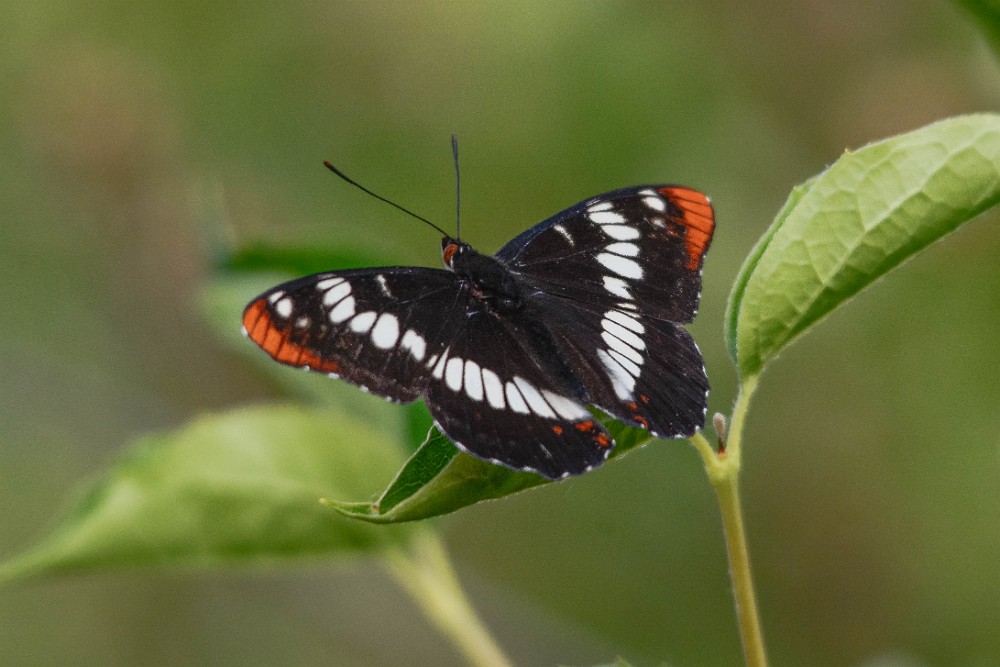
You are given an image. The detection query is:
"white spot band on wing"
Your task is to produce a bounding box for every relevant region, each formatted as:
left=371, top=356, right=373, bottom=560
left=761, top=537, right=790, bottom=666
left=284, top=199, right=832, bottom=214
left=401, top=329, right=427, bottom=362
left=328, top=296, right=356, bottom=323
left=445, top=356, right=464, bottom=391
left=603, top=276, right=632, bottom=300
left=602, top=319, right=646, bottom=352
left=371, top=313, right=400, bottom=349
left=316, top=277, right=344, bottom=291
left=605, top=241, right=640, bottom=257
left=589, top=210, right=626, bottom=225
left=604, top=309, right=644, bottom=334
left=322, top=282, right=352, bottom=308
left=603, top=332, right=643, bottom=364
left=481, top=368, right=505, bottom=409
left=349, top=311, right=377, bottom=333
left=601, top=224, right=641, bottom=241
left=597, top=253, right=643, bottom=279
left=512, top=377, right=556, bottom=418
left=608, top=348, right=641, bottom=376
left=431, top=347, right=450, bottom=378
left=644, top=196, right=667, bottom=212
left=464, top=359, right=484, bottom=401
left=274, top=297, right=293, bottom=319
left=552, top=224, right=574, bottom=245
left=504, top=381, right=530, bottom=414
left=541, top=390, right=589, bottom=420
left=598, top=349, right=636, bottom=400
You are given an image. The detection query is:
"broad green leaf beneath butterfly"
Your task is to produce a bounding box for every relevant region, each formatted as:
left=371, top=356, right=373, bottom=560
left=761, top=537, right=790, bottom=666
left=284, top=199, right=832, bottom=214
left=0, top=406, right=413, bottom=585
left=726, top=113, right=1000, bottom=382
left=327, top=420, right=655, bottom=524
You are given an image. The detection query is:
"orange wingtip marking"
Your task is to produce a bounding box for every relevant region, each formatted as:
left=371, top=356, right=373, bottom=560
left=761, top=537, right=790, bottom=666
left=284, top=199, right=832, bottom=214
left=658, top=186, right=716, bottom=270
left=595, top=433, right=612, bottom=447
left=242, top=300, right=268, bottom=337
left=242, top=299, right=340, bottom=373
left=575, top=420, right=596, bottom=432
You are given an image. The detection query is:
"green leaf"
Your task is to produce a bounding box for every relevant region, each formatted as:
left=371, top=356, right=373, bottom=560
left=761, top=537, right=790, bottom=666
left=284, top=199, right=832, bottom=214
left=954, top=0, right=1000, bottom=56
left=327, top=419, right=655, bottom=523
left=726, top=114, right=1000, bottom=381
left=724, top=175, right=818, bottom=364
left=220, top=242, right=383, bottom=277
left=0, top=405, right=412, bottom=585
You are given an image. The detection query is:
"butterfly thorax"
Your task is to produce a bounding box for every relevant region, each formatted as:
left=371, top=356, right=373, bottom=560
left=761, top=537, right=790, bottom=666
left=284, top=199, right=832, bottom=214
left=442, top=238, right=523, bottom=313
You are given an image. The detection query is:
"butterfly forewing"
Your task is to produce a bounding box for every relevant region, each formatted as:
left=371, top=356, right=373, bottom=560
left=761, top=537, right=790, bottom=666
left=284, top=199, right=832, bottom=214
left=243, top=268, right=466, bottom=402
left=497, top=185, right=714, bottom=324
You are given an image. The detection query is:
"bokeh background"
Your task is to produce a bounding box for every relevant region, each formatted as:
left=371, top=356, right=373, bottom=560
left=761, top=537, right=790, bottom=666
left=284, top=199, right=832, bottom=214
left=3, top=2, right=1000, bottom=666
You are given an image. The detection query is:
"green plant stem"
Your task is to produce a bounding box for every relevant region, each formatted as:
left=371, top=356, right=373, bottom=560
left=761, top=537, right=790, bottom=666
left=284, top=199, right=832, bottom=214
left=711, top=454, right=766, bottom=667
left=690, top=376, right=767, bottom=667
left=384, top=531, right=514, bottom=667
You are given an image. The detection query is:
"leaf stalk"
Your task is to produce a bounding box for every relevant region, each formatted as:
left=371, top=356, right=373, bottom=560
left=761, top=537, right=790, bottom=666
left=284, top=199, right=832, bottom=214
left=384, top=531, right=514, bottom=667
left=690, top=376, right=767, bottom=667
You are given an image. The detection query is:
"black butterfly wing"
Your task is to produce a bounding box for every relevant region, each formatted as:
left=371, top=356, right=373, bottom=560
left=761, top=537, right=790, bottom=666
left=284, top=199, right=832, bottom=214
left=496, top=185, right=715, bottom=323
left=242, top=267, right=467, bottom=402
left=244, top=267, right=612, bottom=479
left=525, top=292, right=709, bottom=438
left=422, top=303, right=613, bottom=479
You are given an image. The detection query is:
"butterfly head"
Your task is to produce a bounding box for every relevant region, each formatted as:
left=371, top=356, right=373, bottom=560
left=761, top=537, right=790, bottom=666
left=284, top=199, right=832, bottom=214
left=441, top=237, right=472, bottom=270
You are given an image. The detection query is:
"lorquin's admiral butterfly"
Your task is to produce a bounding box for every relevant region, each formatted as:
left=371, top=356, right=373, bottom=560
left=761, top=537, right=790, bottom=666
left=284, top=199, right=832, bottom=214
left=242, top=162, right=714, bottom=480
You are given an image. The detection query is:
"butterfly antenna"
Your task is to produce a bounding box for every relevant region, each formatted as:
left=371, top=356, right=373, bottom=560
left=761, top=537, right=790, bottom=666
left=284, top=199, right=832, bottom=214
left=322, top=160, right=451, bottom=238
left=451, top=134, right=461, bottom=240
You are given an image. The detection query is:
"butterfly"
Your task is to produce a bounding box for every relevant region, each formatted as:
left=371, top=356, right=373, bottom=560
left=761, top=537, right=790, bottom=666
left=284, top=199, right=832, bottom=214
left=242, top=177, right=714, bottom=480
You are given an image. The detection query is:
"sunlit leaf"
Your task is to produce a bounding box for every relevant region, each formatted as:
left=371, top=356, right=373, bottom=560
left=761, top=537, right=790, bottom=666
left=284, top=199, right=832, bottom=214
left=0, top=405, right=412, bottom=585
left=726, top=114, right=1000, bottom=381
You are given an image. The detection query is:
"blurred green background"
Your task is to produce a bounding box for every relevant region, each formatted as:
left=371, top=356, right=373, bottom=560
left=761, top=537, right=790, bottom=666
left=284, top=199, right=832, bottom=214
left=3, top=2, right=1000, bottom=665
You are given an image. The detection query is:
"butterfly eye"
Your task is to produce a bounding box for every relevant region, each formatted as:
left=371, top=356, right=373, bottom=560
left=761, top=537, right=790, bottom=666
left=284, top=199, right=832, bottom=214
left=442, top=241, right=460, bottom=267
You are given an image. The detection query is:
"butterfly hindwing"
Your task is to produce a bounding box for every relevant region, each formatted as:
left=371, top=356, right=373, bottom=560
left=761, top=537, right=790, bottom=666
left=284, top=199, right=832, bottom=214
left=422, top=302, right=613, bottom=479
left=243, top=267, right=466, bottom=402
left=497, top=185, right=714, bottom=323
left=526, top=293, right=709, bottom=438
